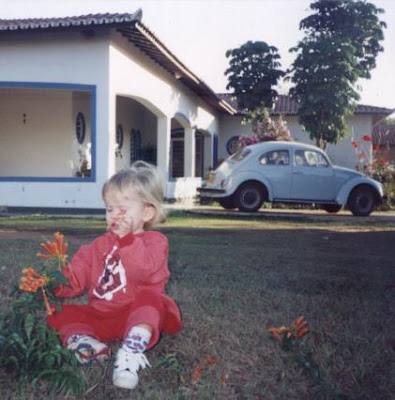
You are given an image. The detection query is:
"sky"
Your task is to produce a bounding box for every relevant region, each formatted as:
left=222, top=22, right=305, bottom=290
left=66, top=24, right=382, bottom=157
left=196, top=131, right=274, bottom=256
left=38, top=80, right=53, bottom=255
left=0, top=0, right=394, bottom=114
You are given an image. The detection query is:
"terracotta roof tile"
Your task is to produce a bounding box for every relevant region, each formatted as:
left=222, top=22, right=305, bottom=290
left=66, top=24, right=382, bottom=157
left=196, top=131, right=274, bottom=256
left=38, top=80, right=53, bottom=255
left=0, top=12, right=142, bottom=31
left=218, top=93, right=394, bottom=117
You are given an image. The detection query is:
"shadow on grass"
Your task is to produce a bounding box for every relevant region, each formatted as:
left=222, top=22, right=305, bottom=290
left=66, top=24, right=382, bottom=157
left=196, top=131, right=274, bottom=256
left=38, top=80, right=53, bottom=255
left=0, top=224, right=394, bottom=399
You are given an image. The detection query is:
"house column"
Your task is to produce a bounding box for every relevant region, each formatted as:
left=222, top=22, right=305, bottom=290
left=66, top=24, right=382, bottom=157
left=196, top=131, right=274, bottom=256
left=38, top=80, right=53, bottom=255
left=157, top=115, right=171, bottom=181
left=107, top=93, right=117, bottom=178
left=184, top=127, right=195, bottom=177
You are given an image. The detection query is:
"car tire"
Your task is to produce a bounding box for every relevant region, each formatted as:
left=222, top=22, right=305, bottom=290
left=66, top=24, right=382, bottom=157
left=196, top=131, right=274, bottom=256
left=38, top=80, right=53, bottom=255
left=348, top=186, right=376, bottom=216
left=235, top=182, right=265, bottom=212
left=218, top=197, right=236, bottom=210
left=322, top=204, right=342, bottom=213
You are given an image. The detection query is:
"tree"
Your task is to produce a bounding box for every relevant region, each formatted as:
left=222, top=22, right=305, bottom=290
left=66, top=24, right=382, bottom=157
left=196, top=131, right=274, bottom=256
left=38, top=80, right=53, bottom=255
left=225, top=41, right=284, bottom=115
left=289, top=0, right=386, bottom=148
left=225, top=41, right=286, bottom=142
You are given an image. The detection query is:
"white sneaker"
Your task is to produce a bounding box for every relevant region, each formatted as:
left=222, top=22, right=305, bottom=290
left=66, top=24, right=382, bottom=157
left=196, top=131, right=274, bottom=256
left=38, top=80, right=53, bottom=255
left=67, top=335, right=110, bottom=365
left=112, top=348, right=151, bottom=389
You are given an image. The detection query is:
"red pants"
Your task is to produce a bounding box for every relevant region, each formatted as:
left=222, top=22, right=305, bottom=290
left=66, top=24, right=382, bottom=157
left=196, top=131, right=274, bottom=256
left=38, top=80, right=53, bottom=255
left=47, top=289, right=180, bottom=349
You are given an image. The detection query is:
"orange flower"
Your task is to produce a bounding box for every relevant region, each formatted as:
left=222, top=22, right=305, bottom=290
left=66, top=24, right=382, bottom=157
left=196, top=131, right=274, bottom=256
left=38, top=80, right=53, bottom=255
left=19, top=267, right=54, bottom=315
left=41, top=287, right=54, bottom=316
left=37, top=232, right=68, bottom=269
left=293, top=316, right=309, bottom=339
left=268, top=327, right=282, bottom=342
left=268, top=316, right=309, bottom=343
left=19, top=267, right=49, bottom=293
left=351, top=140, right=358, bottom=149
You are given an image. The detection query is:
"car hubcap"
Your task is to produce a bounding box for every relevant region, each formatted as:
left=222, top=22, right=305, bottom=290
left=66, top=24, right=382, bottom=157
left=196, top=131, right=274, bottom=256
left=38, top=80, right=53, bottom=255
left=242, top=189, right=258, bottom=207
left=358, top=194, right=372, bottom=212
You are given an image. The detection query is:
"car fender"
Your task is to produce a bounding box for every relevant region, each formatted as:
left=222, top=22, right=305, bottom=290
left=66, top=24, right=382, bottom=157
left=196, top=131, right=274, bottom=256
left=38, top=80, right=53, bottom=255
left=336, top=176, right=384, bottom=205
left=226, top=169, right=274, bottom=200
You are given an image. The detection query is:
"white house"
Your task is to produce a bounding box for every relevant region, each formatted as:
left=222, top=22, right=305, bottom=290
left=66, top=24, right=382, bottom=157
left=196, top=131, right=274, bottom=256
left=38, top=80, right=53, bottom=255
left=0, top=10, right=392, bottom=212
left=218, top=94, right=394, bottom=170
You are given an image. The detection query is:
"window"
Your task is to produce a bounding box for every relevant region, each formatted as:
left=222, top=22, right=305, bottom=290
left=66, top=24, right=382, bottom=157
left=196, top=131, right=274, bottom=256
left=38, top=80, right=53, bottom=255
left=294, top=150, right=329, bottom=167
left=226, top=136, right=241, bottom=155
left=0, top=82, right=95, bottom=182
left=260, top=150, right=290, bottom=165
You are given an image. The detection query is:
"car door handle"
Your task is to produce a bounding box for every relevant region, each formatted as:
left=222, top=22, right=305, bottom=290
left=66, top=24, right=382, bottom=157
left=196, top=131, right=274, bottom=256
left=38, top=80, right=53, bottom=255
left=293, top=170, right=303, bottom=174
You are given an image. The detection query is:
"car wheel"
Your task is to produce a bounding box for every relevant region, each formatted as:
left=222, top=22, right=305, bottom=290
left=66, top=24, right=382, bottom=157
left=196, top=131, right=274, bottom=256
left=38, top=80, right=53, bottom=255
left=236, top=182, right=265, bottom=212
left=218, top=197, right=236, bottom=210
left=348, top=186, right=376, bottom=216
left=322, top=204, right=342, bottom=213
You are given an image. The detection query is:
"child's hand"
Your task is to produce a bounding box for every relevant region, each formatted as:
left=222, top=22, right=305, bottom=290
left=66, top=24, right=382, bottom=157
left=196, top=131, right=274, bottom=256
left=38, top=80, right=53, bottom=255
left=110, top=210, right=134, bottom=238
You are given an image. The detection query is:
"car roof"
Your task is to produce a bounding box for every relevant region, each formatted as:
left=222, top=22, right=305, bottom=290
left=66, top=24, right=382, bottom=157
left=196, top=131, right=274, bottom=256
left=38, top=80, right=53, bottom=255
left=245, top=141, right=323, bottom=153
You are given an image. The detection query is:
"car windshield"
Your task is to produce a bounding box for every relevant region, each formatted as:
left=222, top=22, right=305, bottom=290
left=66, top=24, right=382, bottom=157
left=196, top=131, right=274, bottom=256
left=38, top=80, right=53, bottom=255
left=230, top=147, right=251, bottom=162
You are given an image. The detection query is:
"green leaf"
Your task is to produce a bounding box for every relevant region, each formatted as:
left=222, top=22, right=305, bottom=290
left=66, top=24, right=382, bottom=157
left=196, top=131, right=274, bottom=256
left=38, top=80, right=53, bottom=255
left=24, top=313, right=35, bottom=342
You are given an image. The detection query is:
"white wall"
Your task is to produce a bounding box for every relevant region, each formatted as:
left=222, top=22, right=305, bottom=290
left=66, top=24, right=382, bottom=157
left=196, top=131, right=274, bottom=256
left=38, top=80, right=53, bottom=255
left=288, top=114, right=374, bottom=169
left=109, top=31, right=220, bottom=130
left=108, top=33, right=220, bottom=198
left=0, top=27, right=222, bottom=208
left=219, top=114, right=374, bottom=170
left=0, top=30, right=111, bottom=209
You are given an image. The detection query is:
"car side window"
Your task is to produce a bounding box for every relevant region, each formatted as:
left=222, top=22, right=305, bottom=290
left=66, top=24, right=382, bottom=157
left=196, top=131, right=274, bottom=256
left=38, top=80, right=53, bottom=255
left=260, top=150, right=289, bottom=166
left=294, top=150, right=329, bottom=167
left=316, top=153, right=329, bottom=167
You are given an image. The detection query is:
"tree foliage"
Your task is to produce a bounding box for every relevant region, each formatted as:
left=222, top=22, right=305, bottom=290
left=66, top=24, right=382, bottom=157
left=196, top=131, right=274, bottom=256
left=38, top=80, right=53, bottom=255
left=289, top=0, right=386, bottom=148
left=225, top=41, right=284, bottom=114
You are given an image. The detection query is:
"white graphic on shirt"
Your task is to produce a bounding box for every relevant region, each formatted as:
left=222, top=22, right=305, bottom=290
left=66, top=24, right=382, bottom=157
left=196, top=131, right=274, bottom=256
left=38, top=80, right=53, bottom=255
left=93, top=245, right=127, bottom=301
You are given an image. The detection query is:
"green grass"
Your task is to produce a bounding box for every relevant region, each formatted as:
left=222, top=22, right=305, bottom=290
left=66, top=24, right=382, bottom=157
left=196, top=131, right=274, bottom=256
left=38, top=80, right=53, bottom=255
left=0, top=212, right=394, bottom=399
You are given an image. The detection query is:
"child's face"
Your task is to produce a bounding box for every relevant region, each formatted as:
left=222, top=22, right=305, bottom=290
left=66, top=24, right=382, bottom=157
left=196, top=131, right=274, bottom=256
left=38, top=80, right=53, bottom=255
left=104, top=187, right=155, bottom=237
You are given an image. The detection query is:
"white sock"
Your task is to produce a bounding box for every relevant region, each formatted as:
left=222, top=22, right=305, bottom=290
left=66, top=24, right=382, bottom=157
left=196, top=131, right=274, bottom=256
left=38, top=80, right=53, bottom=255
left=122, top=326, right=152, bottom=353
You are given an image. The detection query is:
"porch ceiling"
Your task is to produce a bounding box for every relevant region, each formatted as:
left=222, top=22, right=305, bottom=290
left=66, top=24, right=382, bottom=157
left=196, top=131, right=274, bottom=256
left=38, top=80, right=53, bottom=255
left=0, top=10, right=236, bottom=116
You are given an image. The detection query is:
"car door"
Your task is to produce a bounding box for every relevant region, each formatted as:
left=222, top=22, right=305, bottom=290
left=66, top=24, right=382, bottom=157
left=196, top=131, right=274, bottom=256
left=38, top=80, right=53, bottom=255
left=259, top=149, right=292, bottom=199
left=291, top=148, right=336, bottom=201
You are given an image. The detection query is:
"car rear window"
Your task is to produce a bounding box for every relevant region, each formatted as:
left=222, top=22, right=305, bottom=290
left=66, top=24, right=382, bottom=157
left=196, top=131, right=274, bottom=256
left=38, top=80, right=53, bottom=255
left=230, top=147, right=251, bottom=161
left=260, top=150, right=290, bottom=165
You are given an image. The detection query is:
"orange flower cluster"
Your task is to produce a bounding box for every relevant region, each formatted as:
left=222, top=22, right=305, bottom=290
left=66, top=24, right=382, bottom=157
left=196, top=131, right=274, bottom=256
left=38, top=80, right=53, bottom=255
left=268, top=316, right=309, bottom=342
left=19, top=267, right=54, bottom=316
left=19, top=267, right=48, bottom=293
left=37, top=232, right=68, bottom=269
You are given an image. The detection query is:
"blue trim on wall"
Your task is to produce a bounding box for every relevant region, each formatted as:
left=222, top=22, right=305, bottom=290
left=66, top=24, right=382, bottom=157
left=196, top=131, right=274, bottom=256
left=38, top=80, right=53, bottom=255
left=0, top=81, right=97, bottom=183
left=213, top=133, right=218, bottom=167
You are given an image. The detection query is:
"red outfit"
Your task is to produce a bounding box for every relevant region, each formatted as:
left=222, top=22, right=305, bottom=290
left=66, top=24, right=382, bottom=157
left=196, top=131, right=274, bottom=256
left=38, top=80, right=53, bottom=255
left=47, top=230, right=181, bottom=349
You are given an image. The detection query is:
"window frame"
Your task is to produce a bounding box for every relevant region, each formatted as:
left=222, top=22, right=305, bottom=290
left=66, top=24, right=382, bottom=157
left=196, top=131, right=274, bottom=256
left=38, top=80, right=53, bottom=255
left=0, top=81, right=96, bottom=182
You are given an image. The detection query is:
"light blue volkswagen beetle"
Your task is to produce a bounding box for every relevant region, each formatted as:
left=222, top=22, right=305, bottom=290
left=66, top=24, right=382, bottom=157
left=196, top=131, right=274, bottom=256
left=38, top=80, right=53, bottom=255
left=197, top=141, right=384, bottom=216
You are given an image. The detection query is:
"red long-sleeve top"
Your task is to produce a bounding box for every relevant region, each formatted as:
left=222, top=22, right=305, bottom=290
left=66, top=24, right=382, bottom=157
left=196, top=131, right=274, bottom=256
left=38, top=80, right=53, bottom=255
left=56, top=230, right=181, bottom=333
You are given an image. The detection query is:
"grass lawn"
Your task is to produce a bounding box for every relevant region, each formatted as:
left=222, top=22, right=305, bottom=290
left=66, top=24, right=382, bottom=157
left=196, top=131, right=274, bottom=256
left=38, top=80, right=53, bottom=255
left=0, top=212, right=394, bottom=399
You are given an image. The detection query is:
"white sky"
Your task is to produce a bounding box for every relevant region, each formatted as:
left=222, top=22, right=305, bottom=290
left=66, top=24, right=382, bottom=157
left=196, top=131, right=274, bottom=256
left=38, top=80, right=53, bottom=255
left=1, top=0, right=394, bottom=113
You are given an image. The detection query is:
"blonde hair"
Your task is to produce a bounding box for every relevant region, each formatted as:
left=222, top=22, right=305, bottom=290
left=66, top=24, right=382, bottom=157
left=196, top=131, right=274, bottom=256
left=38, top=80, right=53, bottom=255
left=102, top=161, right=166, bottom=229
